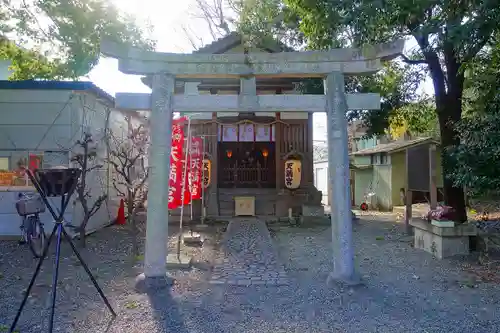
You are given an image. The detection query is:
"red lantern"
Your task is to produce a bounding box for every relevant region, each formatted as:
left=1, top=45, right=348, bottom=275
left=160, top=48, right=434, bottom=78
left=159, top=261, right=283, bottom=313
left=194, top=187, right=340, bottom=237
left=226, top=150, right=233, bottom=158
left=262, top=148, right=269, bottom=158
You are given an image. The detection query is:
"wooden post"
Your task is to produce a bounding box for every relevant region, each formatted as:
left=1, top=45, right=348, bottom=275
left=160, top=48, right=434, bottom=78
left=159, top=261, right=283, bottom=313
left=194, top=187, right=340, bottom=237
left=404, top=148, right=412, bottom=235
left=208, top=111, right=219, bottom=216
left=429, top=144, right=438, bottom=210
left=275, top=112, right=282, bottom=190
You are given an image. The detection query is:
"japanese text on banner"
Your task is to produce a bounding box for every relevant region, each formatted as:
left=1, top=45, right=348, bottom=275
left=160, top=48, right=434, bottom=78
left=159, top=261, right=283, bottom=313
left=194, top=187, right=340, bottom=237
left=189, top=137, right=203, bottom=200
left=168, top=117, right=186, bottom=210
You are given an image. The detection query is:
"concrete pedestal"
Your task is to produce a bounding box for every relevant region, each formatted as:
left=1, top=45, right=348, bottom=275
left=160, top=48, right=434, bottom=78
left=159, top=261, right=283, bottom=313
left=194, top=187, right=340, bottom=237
left=300, top=205, right=326, bottom=224
left=410, top=218, right=477, bottom=259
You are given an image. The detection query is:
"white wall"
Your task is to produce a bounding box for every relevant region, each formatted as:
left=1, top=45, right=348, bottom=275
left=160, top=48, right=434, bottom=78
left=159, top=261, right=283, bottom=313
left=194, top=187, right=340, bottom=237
left=70, top=92, right=115, bottom=235
left=314, top=161, right=329, bottom=205
left=0, top=88, right=120, bottom=237
left=105, top=108, right=134, bottom=219
left=0, top=89, right=79, bottom=237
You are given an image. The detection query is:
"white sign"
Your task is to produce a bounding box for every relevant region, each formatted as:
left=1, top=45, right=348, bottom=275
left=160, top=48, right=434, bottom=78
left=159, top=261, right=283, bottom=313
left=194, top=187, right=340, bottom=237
left=239, top=124, right=254, bottom=142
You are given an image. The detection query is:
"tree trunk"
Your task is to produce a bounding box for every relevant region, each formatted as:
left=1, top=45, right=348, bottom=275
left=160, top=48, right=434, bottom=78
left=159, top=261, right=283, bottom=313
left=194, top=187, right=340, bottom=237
left=422, top=44, right=468, bottom=223
left=79, top=217, right=89, bottom=248
left=436, top=94, right=468, bottom=223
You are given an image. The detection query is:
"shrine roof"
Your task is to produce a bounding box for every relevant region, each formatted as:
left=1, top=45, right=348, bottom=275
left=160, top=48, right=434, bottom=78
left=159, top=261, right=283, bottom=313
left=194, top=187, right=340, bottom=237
left=193, top=32, right=292, bottom=54
left=140, top=32, right=296, bottom=89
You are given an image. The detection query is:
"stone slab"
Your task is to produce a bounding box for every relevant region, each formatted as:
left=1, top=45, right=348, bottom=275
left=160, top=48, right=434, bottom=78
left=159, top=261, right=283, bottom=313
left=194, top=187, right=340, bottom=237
left=183, top=233, right=204, bottom=246
left=431, top=220, right=455, bottom=228
left=166, top=254, right=192, bottom=269
left=300, top=216, right=330, bottom=225
left=209, top=218, right=289, bottom=286
left=410, top=218, right=477, bottom=237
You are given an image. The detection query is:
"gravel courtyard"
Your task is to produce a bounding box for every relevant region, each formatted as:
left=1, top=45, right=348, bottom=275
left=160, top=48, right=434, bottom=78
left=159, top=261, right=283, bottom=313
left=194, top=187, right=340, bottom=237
left=1, top=216, right=500, bottom=333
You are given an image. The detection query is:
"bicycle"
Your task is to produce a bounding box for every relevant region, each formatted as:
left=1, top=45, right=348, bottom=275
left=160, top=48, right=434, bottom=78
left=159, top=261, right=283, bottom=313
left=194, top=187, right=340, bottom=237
left=15, top=192, right=46, bottom=258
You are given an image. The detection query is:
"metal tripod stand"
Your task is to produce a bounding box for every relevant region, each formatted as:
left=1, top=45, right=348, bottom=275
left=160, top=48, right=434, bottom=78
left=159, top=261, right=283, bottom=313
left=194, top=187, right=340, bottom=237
left=9, top=168, right=116, bottom=333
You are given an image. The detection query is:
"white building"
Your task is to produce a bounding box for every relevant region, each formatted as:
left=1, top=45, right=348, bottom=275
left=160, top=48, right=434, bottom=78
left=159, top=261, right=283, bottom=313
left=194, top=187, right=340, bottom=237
left=0, top=79, right=138, bottom=238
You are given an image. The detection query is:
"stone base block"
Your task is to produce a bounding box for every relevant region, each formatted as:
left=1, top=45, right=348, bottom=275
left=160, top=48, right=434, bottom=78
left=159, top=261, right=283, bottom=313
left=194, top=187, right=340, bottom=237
left=183, top=233, right=204, bottom=247
left=300, top=216, right=330, bottom=225
left=327, top=271, right=363, bottom=287
left=166, top=254, right=192, bottom=269
left=410, top=218, right=477, bottom=259
left=135, top=273, right=173, bottom=293
left=302, top=204, right=325, bottom=217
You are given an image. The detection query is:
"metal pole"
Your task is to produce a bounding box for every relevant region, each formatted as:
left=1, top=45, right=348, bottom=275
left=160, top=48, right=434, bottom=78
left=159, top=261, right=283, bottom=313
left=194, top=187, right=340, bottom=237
left=189, top=135, right=193, bottom=221
left=177, top=117, right=191, bottom=259
left=201, top=135, right=206, bottom=224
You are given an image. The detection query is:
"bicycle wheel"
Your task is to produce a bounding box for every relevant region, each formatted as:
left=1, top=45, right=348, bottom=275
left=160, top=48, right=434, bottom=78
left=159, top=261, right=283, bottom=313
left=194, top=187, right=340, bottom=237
left=26, top=216, right=45, bottom=258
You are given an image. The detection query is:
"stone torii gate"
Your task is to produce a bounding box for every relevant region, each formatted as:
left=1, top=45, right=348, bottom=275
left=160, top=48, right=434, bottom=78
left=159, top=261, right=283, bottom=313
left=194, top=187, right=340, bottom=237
left=101, top=39, right=404, bottom=288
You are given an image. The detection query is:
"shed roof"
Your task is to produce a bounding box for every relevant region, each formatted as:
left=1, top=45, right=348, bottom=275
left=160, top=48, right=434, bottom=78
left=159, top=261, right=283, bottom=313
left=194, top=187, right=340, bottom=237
left=0, top=80, right=114, bottom=105
left=350, top=137, right=439, bottom=156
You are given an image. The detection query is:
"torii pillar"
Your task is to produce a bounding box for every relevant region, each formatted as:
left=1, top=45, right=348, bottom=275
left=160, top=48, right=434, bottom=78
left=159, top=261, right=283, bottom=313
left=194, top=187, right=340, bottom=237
left=325, top=72, right=358, bottom=284
left=135, top=73, right=175, bottom=289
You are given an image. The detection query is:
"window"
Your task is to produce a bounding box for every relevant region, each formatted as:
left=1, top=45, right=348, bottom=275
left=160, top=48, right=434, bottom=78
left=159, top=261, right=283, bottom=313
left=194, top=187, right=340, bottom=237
left=315, top=168, right=323, bottom=187
left=380, top=153, right=388, bottom=165
left=0, top=157, right=9, bottom=171
left=0, top=151, right=68, bottom=187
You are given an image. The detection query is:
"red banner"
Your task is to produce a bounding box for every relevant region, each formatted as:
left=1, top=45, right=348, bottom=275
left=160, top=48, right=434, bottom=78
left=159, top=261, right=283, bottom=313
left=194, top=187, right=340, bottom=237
left=189, top=137, right=203, bottom=200
left=168, top=117, right=186, bottom=210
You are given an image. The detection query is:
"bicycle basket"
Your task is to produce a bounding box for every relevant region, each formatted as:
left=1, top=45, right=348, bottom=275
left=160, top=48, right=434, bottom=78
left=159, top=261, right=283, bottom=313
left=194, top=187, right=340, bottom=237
left=15, top=195, right=46, bottom=216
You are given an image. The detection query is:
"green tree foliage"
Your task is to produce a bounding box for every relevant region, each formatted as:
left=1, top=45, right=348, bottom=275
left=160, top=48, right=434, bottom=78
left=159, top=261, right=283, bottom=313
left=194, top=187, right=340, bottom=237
left=283, top=0, right=500, bottom=222
left=236, top=0, right=305, bottom=48
left=0, top=0, right=155, bottom=79
left=447, top=38, right=500, bottom=197
left=236, top=0, right=435, bottom=138
left=389, top=97, right=438, bottom=139
left=0, top=38, right=65, bottom=79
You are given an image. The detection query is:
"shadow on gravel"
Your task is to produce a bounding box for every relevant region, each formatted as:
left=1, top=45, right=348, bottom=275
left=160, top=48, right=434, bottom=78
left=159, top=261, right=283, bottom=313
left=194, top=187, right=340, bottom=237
left=146, top=288, right=190, bottom=333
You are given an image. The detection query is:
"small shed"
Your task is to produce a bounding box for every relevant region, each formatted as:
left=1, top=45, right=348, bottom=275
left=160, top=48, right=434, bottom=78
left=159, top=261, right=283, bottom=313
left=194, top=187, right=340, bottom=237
left=313, top=158, right=357, bottom=207
left=350, top=137, right=443, bottom=211
left=0, top=80, right=133, bottom=239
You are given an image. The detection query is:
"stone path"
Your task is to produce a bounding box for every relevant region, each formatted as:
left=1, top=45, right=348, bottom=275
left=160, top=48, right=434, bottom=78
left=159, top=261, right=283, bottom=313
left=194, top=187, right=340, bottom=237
left=209, top=218, right=289, bottom=286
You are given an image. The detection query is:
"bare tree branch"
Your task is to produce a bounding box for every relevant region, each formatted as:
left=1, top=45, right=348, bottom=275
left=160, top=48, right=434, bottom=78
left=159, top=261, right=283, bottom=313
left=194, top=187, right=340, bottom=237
left=400, top=54, right=428, bottom=65
left=181, top=0, right=236, bottom=50
left=69, top=132, right=107, bottom=247
left=107, top=123, right=150, bottom=256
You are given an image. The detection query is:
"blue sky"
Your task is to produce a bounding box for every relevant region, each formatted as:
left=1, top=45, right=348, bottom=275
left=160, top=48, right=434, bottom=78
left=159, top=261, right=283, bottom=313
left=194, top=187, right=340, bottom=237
left=88, top=0, right=433, bottom=142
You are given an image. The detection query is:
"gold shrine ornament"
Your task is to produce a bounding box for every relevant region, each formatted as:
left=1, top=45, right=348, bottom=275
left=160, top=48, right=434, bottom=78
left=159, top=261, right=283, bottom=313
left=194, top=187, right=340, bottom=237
left=284, top=159, right=301, bottom=190
left=202, top=159, right=211, bottom=189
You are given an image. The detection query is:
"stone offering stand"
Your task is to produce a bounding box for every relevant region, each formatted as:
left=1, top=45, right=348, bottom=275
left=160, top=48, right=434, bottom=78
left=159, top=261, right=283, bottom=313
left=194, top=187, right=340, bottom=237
left=410, top=218, right=477, bottom=259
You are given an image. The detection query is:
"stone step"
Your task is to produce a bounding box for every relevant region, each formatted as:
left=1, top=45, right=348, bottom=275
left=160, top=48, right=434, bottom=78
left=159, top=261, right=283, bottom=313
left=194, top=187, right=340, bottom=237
left=220, top=209, right=234, bottom=217
left=219, top=201, right=234, bottom=209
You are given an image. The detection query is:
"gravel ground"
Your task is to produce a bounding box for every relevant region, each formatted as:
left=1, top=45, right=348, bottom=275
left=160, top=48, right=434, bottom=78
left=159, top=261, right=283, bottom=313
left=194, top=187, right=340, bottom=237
left=1, top=217, right=500, bottom=333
